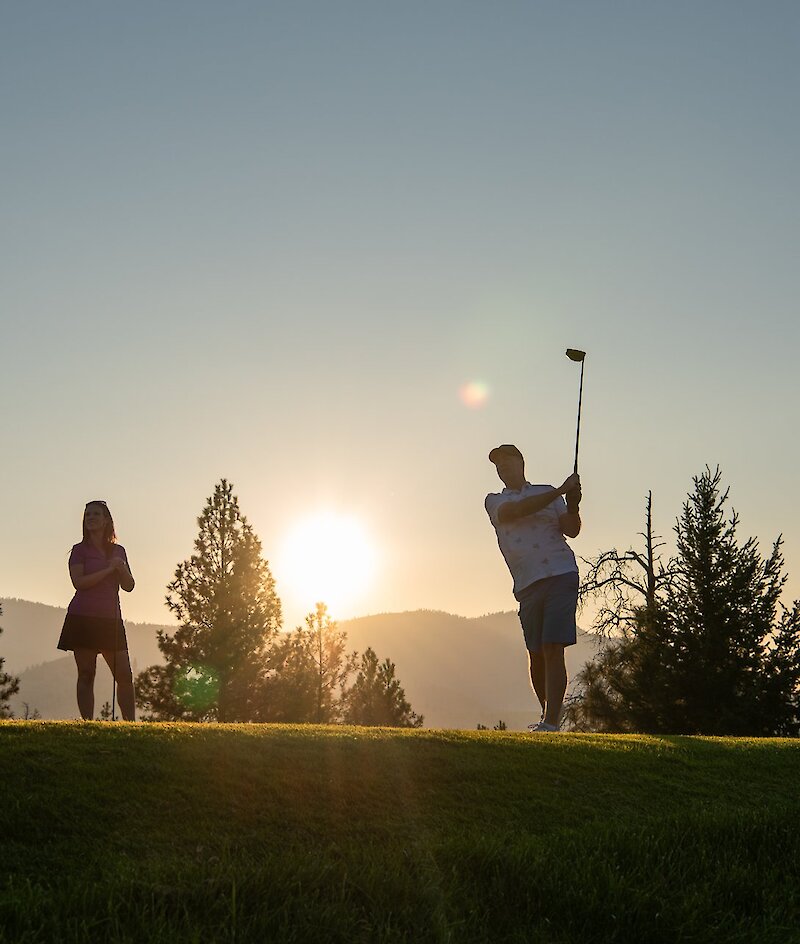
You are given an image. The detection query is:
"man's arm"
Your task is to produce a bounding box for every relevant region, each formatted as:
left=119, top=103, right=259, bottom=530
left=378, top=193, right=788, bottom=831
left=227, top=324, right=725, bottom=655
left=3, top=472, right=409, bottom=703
left=559, top=511, right=582, bottom=538
left=559, top=484, right=582, bottom=538
left=496, top=473, right=580, bottom=524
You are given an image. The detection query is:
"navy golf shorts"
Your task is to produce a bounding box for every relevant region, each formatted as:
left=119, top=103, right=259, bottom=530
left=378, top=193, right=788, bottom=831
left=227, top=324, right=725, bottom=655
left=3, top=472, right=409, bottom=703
left=517, top=571, right=579, bottom=653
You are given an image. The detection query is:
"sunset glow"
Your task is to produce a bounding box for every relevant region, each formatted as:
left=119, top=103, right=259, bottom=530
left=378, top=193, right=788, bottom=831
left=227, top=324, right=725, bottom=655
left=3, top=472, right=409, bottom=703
left=277, top=512, right=378, bottom=617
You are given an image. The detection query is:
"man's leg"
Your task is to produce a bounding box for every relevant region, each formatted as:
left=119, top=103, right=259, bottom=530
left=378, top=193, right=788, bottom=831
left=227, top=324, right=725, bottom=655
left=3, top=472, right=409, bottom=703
left=542, top=643, right=567, bottom=728
left=519, top=585, right=545, bottom=723
left=528, top=650, right=546, bottom=719
left=539, top=572, right=578, bottom=728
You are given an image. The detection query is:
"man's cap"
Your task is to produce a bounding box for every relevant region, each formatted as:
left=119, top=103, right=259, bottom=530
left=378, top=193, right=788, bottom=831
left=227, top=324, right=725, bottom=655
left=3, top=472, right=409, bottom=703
left=489, top=444, right=524, bottom=464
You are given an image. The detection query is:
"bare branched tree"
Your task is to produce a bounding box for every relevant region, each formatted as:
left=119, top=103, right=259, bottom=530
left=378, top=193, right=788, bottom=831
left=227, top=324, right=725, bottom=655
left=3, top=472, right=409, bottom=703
left=578, top=491, right=675, bottom=637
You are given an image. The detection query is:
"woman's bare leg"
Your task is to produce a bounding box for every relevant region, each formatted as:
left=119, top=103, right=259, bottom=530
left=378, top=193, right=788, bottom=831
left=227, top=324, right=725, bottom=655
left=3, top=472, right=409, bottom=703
left=73, top=649, right=97, bottom=720
left=101, top=649, right=136, bottom=721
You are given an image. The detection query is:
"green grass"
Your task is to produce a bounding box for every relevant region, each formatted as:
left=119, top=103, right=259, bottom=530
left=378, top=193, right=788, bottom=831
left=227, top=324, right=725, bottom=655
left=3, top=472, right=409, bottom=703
left=2, top=723, right=799, bottom=943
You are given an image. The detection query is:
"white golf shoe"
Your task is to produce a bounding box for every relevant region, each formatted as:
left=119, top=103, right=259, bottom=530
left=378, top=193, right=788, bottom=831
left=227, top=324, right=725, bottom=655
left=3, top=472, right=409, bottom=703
left=527, top=721, right=558, bottom=733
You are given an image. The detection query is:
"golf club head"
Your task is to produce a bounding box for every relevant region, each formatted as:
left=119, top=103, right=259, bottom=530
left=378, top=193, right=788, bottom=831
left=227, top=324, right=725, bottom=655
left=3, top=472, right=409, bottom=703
left=565, top=349, right=586, bottom=362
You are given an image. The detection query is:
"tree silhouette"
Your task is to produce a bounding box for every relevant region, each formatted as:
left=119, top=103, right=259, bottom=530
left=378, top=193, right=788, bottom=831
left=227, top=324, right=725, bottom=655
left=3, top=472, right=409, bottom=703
left=568, top=469, right=800, bottom=735
left=663, top=467, right=799, bottom=735
left=136, top=480, right=282, bottom=721
left=262, top=603, right=354, bottom=723
left=0, top=604, right=20, bottom=719
left=341, top=647, right=423, bottom=727
left=565, top=491, right=678, bottom=731
left=577, top=491, right=675, bottom=635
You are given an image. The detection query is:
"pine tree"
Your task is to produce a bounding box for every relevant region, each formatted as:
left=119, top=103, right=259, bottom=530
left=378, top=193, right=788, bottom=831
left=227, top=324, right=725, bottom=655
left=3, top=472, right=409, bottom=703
left=341, top=647, right=423, bottom=727
left=136, top=480, right=282, bottom=721
left=262, top=603, right=353, bottom=723
left=569, top=469, right=800, bottom=735
left=565, top=605, right=682, bottom=733
left=663, top=466, right=798, bottom=735
left=0, top=604, right=21, bottom=719
left=761, top=601, right=800, bottom=736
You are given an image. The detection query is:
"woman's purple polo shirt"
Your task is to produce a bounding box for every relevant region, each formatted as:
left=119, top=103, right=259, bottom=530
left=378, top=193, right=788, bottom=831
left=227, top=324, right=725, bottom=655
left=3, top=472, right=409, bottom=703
left=66, top=542, right=129, bottom=620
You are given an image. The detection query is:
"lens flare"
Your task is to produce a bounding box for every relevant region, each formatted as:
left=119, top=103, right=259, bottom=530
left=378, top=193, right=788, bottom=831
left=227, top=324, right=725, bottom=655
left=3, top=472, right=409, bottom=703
left=459, top=380, right=489, bottom=408
left=175, top=665, right=219, bottom=712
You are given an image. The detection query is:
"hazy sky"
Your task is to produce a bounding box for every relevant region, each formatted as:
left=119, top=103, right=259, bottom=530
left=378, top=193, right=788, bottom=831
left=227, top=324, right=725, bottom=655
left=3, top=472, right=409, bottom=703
left=2, top=1, right=799, bottom=631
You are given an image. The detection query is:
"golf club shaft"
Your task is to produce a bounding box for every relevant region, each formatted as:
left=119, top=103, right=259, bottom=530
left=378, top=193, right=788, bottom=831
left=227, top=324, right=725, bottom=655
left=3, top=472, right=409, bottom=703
left=574, top=359, right=584, bottom=474
left=112, top=633, right=117, bottom=721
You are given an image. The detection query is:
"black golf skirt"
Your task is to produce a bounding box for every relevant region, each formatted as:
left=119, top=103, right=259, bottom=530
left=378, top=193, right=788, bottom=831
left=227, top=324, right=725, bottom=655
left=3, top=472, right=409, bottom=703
left=58, top=614, right=128, bottom=653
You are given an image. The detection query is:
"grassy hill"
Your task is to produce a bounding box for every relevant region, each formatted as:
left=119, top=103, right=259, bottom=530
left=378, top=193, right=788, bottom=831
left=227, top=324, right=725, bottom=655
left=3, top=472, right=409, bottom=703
left=2, top=722, right=799, bottom=943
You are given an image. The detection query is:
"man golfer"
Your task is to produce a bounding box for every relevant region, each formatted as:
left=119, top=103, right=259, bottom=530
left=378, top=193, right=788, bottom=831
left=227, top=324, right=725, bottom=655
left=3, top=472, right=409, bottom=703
left=485, top=445, right=581, bottom=732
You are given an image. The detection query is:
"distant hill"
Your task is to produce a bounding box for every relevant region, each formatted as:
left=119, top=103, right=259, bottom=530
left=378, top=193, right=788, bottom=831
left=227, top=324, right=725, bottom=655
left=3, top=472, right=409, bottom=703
left=1, top=598, right=599, bottom=728
left=341, top=610, right=598, bottom=730
left=1, top=598, right=173, bottom=722
left=0, top=597, right=168, bottom=674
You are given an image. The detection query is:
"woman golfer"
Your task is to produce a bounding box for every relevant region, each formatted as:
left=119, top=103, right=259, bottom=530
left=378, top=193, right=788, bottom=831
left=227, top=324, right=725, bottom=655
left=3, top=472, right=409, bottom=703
left=57, top=500, right=136, bottom=720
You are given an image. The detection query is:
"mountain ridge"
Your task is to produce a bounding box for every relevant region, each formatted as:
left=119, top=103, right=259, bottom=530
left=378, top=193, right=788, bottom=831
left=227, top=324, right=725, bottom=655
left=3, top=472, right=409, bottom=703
left=1, top=597, right=598, bottom=729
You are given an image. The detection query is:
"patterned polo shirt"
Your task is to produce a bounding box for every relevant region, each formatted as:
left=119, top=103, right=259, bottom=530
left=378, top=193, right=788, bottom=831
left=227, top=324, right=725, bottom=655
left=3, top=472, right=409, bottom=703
left=485, top=483, right=578, bottom=599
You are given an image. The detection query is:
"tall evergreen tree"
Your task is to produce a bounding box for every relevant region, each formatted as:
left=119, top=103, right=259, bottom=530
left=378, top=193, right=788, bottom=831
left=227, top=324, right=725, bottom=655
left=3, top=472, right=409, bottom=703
left=341, top=647, right=423, bottom=727
left=136, top=480, right=282, bottom=721
left=565, top=606, right=683, bottom=733
left=262, top=603, right=353, bottom=723
left=0, top=603, right=21, bottom=719
left=663, top=466, right=798, bottom=735
left=761, top=601, right=800, bottom=737
left=569, top=469, right=800, bottom=735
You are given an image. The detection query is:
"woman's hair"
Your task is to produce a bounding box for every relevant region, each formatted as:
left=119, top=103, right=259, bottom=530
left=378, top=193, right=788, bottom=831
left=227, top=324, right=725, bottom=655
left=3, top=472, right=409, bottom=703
left=82, top=500, right=117, bottom=554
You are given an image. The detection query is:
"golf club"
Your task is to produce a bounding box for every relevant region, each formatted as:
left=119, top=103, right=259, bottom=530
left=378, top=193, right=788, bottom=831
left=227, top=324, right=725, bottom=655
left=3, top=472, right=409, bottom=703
left=565, top=349, right=586, bottom=474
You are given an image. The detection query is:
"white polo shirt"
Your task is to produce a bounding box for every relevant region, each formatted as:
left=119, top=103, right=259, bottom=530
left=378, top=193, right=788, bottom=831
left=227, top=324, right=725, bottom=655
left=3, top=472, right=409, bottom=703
left=485, top=483, right=578, bottom=599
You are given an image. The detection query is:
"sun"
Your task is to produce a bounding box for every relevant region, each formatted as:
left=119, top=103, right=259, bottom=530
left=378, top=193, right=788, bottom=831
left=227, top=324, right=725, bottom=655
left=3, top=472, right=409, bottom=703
left=277, top=511, right=378, bottom=616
